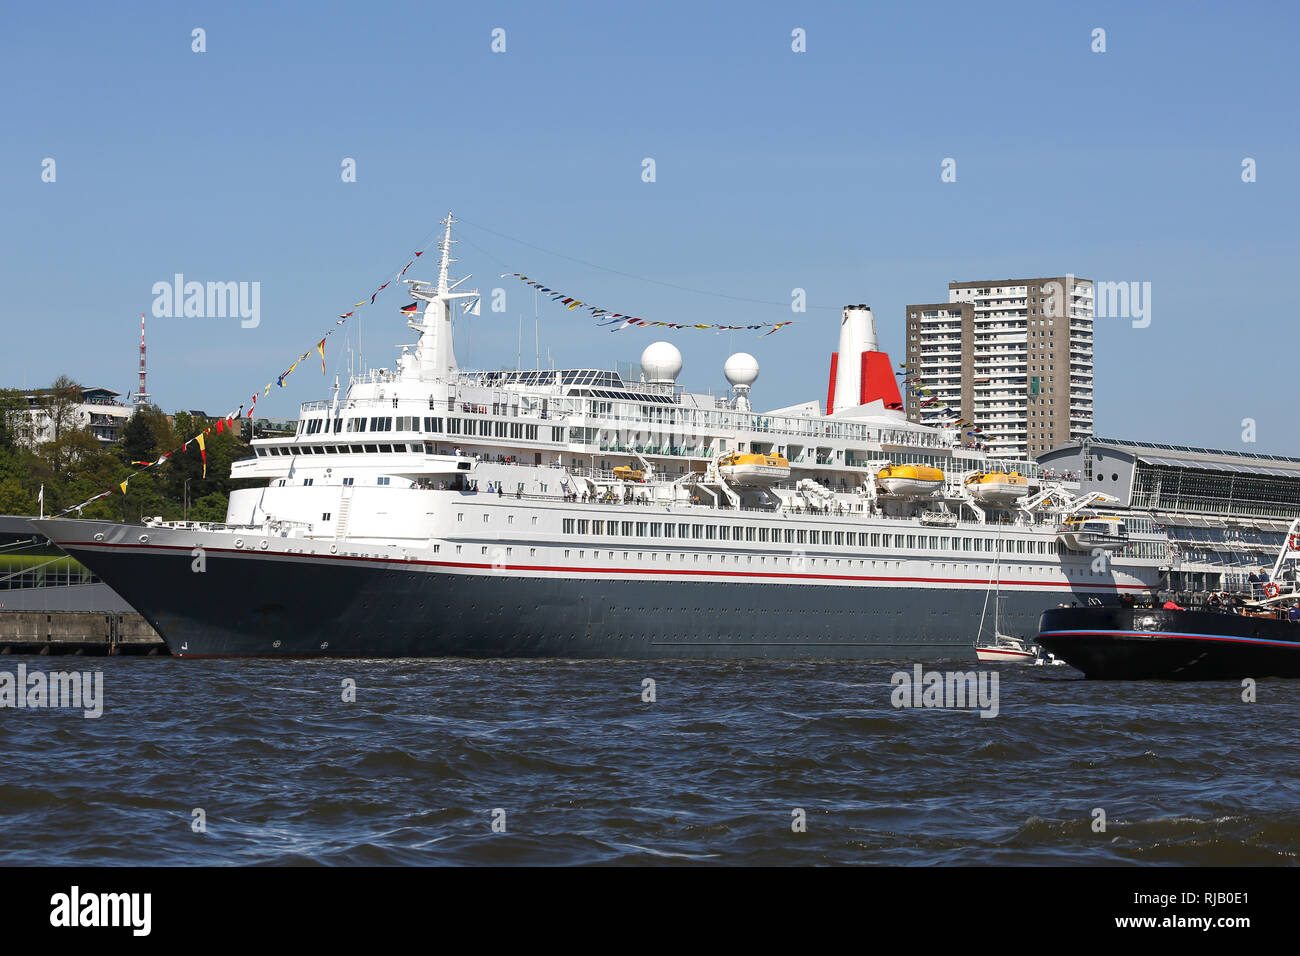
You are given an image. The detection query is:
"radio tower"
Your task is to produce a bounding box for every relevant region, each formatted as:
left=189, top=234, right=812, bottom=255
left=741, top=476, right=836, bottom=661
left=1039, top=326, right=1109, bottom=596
left=133, top=312, right=151, bottom=410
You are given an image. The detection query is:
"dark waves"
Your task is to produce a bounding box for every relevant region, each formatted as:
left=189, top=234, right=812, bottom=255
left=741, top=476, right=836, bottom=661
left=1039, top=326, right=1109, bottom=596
left=0, top=657, right=1296, bottom=865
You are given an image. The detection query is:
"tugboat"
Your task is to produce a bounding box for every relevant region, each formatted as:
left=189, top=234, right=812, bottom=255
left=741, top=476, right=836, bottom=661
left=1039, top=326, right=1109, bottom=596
left=1037, top=520, right=1300, bottom=679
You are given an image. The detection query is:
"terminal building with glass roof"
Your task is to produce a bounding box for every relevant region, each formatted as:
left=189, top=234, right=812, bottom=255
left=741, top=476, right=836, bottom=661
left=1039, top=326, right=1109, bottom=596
left=1038, top=437, right=1300, bottom=593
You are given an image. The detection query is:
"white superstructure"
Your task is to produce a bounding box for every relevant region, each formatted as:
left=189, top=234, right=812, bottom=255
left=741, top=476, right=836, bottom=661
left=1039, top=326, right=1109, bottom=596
left=212, top=215, right=1165, bottom=603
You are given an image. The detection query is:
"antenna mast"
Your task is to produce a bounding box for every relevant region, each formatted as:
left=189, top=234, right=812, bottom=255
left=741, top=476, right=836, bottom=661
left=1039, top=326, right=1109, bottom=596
left=133, top=312, right=150, bottom=410
left=437, top=211, right=457, bottom=294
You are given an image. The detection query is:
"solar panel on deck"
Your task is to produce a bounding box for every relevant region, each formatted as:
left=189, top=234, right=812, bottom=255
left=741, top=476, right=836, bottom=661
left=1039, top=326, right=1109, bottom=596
left=1101, top=437, right=1300, bottom=466
left=1139, top=455, right=1300, bottom=477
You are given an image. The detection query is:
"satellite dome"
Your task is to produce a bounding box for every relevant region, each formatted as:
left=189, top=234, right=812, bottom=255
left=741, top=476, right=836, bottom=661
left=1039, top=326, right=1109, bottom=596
left=724, top=352, right=759, bottom=388
left=640, top=341, right=682, bottom=384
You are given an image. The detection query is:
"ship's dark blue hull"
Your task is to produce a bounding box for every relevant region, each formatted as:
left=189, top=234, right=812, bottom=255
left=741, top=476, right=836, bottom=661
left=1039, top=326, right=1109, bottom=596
left=1037, top=606, right=1300, bottom=679
left=47, top=536, right=1095, bottom=660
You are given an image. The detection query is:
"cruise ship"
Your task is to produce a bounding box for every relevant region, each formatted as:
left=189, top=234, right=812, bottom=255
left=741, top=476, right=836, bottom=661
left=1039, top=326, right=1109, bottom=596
left=34, top=216, right=1170, bottom=658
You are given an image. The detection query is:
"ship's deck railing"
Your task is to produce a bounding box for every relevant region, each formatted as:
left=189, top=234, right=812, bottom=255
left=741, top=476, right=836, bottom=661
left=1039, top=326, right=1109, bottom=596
left=143, top=517, right=314, bottom=535
left=296, top=396, right=569, bottom=420
left=300, top=387, right=965, bottom=451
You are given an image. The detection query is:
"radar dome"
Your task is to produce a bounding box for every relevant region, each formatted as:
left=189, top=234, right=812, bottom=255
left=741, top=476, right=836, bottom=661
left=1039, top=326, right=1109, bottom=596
left=724, top=352, right=759, bottom=388
left=640, top=341, right=683, bottom=384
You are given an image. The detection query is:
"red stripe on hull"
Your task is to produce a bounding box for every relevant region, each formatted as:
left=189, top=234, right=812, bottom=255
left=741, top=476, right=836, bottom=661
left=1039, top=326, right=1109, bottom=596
left=58, top=540, right=1152, bottom=590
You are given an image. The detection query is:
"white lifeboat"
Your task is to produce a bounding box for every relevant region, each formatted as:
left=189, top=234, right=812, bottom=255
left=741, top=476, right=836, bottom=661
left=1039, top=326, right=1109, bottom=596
left=1058, top=515, right=1129, bottom=552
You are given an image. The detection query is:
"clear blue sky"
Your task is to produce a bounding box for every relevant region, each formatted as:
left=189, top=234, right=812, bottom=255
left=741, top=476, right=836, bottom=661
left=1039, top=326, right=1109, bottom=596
left=2, top=1, right=1296, bottom=453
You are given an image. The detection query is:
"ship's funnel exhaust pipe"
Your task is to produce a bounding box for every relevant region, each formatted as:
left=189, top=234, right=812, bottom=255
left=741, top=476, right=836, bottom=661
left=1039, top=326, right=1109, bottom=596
left=832, top=305, right=876, bottom=413
left=826, top=304, right=902, bottom=415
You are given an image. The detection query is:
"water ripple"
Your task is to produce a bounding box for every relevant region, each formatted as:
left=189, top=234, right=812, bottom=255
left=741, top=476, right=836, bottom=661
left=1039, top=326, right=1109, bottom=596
left=0, top=656, right=1295, bottom=864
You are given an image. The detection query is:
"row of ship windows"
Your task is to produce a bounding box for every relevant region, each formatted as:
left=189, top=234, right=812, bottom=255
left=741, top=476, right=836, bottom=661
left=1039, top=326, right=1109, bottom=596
left=547, top=519, right=1167, bottom=560
left=372, top=541, right=1100, bottom=574
left=554, top=519, right=1065, bottom=553
left=283, top=477, right=389, bottom=486
left=401, top=539, right=1117, bottom=575
left=263, top=445, right=424, bottom=457
left=455, top=545, right=1118, bottom=576
left=300, top=416, right=552, bottom=441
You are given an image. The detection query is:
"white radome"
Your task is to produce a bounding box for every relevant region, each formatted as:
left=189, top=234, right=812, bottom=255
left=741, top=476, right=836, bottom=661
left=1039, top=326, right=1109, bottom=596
left=724, top=352, right=759, bottom=388
left=641, top=341, right=683, bottom=384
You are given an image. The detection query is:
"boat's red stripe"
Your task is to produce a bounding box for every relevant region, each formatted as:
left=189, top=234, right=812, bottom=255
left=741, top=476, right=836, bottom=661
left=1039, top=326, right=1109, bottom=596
left=1040, top=629, right=1299, bottom=648
left=56, top=539, right=1152, bottom=589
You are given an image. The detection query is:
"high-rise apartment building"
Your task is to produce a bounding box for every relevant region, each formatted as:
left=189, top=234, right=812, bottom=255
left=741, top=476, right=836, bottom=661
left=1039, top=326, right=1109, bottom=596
left=904, top=277, right=1094, bottom=458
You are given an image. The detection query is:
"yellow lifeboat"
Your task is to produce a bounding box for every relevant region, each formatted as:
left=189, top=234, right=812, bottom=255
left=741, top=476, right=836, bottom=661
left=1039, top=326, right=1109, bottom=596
left=876, top=463, right=945, bottom=498
left=612, top=466, right=645, bottom=482
left=965, top=471, right=1029, bottom=504
left=717, top=452, right=790, bottom=485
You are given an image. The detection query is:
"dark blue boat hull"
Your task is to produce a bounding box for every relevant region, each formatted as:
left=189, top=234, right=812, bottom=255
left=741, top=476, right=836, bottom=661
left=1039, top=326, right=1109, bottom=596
left=1037, top=606, right=1300, bottom=679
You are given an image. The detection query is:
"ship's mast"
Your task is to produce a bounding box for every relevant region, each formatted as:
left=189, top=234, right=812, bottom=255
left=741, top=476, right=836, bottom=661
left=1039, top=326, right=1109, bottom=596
left=404, top=211, right=478, bottom=384
left=437, top=212, right=456, bottom=294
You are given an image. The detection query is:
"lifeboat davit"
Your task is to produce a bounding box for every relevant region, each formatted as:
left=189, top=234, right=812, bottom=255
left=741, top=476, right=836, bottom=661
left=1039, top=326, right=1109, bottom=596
left=876, top=463, right=945, bottom=498
left=965, top=471, right=1028, bottom=504
left=717, top=452, right=790, bottom=485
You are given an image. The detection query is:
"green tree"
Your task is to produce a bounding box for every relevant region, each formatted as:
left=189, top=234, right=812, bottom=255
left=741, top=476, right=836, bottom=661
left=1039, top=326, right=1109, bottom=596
left=0, top=475, right=35, bottom=515
left=0, top=396, right=255, bottom=523
left=42, top=374, right=83, bottom=446
left=118, top=405, right=176, bottom=467
left=0, top=388, right=28, bottom=452
left=119, top=412, right=155, bottom=465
